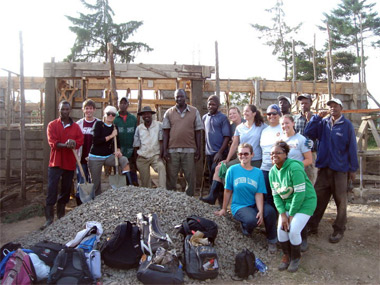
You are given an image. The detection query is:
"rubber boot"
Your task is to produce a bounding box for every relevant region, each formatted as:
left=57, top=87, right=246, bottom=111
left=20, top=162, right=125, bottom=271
left=57, top=203, right=66, bottom=219
left=278, top=241, right=291, bottom=271
left=40, top=205, right=54, bottom=230
left=217, top=191, right=224, bottom=208
left=124, top=172, right=133, bottom=186
left=288, top=244, right=301, bottom=273
left=300, top=227, right=308, bottom=252
left=199, top=180, right=223, bottom=205
left=131, top=171, right=139, bottom=186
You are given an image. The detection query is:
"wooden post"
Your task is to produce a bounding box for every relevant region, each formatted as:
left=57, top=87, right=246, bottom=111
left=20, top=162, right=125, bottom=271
left=215, top=41, right=220, bottom=98
left=254, top=80, right=261, bottom=109
left=292, top=39, right=296, bottom=94
left=107, top=43, right=117, bottom=106
left=5, top=72, right=12, bottom=185
left=39, top=89, right=44, bottom=124
left=313, top=34, right=317, bottom=94
left=137, top=77, right=143, bottom=124
left=326, top=23, right=336, bottom=94
left=19, top=31, right=26, bottom=200
left=326, top=52, right=332, bottom=101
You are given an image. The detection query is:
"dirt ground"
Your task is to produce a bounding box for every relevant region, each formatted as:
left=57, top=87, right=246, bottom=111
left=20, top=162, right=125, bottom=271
left=1, top=185, right=379, bottom=284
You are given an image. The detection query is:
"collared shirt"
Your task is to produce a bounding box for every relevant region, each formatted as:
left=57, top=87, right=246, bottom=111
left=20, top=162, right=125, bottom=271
left=294, top=112, right=317, bottom=152
left=202, top=111, right=231, bottom=155
left=133, top=120, right=163, bottom=158
left=162, top=104, right=203, bottom=153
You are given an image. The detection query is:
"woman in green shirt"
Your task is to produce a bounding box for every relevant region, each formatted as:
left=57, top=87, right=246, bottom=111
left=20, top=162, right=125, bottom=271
left=269, top=141, right=316, bottom=273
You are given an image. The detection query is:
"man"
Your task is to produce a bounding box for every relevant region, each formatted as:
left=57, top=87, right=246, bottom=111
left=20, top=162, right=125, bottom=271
left=200, top=95, right=230, bottom=203
left=278, top=95, right=291, bottom=115
left=304, top=98, right=358, bottom=243
left=133, top=106, right=166, bottom=188
left=75, top=99, right=99, bottom=205
left=162, top=89, right=204, bottom=196
left=294, top=94, right=317, bottom=184
left=114, top=97, right=138, bottom=185
left=43, top=100, right=83, bottom=229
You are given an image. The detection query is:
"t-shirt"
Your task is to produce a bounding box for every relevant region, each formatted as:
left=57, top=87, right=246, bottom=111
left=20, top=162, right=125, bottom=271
left=203, top=111, right=231, bottom=155
left=280, top=133, right=311, bottom=162
left=225, top=164, right=267, bottom=216
left=234, top=122, right=267, bottom=161
left=260, top=124, right=282, bottom=171
left=79, top=118, right=98, bottom=164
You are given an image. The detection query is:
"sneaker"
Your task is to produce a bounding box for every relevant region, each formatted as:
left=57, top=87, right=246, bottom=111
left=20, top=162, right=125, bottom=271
left=268, top=243, right=277, bottom=254
left=329, top=232, right=344, bottom=243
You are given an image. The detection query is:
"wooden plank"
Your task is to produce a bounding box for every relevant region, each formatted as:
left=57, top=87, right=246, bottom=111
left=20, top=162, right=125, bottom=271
left=367, top=119, right=380, bottom=147
left=354, top=175, right=380, bottom=182
left=356, top=120, right=368, bottom=145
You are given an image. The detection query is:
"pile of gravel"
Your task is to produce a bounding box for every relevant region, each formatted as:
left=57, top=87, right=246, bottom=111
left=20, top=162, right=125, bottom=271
left=16, top=186, right=272, bottom=284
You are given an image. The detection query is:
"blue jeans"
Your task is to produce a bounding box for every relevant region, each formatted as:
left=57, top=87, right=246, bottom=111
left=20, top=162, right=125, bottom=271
left=262, top=170, right=275, bottom=210
left=76, top=164, right=91, bottom=197
left=46, top=167, right=74, bottom=206
left=233, top=203, right=278, bottom=243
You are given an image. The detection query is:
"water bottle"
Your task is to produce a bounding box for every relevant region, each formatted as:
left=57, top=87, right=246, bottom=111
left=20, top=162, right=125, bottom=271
left=255, top=257, right=268, bottom=273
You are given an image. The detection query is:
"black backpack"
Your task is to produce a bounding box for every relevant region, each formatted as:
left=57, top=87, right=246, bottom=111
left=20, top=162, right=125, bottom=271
left=178, top=215, right=218, bottom=244
left=183, top=235, right=219, bottom=280
left=48, top=248, right=94, bottom=284
left=0, top=242, right=22, bottom=263
left=30, top=240, right=66, bottom=267
left=234, top=249, right=256, bottom=280
left=101, top=221, right=143, bottom=269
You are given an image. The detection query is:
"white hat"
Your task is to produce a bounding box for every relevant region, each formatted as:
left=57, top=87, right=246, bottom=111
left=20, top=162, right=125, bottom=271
left=103, top=105, right=117, bottom=115
left=326, top=98, right=343, bottom=107
left=277, top=95, right=291, bottom=104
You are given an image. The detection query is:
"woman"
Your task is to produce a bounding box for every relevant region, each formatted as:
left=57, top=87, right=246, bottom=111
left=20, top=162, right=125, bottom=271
left=200, top=104, right=266, bottom=205
left=228, top=106, right=244, bottom=138
left=280, top=114, right=312, bottom=167
left=260, top=104, right=282, bottom=208
left=88, top=106, right=132, bottom=196
left=215, top=143, right=277, bottom=254
left=269, top=141, right=316, bottom=272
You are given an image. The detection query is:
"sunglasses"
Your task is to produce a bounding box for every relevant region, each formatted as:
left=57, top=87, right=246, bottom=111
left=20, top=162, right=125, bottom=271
left=238, top=152, right=250, bottom=157
left=267, top=112, right=278, bottom=116
left=106, top=112, right=116, bottom=117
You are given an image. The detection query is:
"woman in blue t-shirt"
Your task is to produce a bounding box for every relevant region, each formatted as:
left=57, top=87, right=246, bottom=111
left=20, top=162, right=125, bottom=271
left=215, top=143, right=277, bottom=254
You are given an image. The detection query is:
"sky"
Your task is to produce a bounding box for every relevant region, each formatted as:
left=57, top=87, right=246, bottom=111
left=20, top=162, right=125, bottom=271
left=1, top=0, right=379, bottom=106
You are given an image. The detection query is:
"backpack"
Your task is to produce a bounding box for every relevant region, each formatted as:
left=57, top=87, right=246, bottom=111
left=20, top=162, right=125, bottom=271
left=30, top=240, right=66, bottom=267
left=47, top=248, right=94, bottom=284
left=137, top=248, right=184, bottom=284
left=66, top=221, right=103, bottom=254
left=101, top=221, right=143, bottom=269
left=0, top=242, right=22, bottom=262
left=177, top=215, right=218, bottom=244
left=183, top=235, right=219, bottom=280
left=137, top=213, right=173, bottom=255
left=2, top=249, right=37, bottom=285
left=234, top=249, right=256, bottom=280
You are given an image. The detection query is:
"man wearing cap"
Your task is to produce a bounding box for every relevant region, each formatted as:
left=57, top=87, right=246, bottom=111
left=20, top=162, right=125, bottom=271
left=114, top=97, right=138, bottom=185
left=162, top=89, right=204, bottom=196
left=294, top=94, right=317, bottom=184
left=304, top=98, right=358, bottom=243
left=278, top=95, right=292, bottom=115
left=133, top=106, right=166, bottom=188
left=43, top=100, right=83, bottom=229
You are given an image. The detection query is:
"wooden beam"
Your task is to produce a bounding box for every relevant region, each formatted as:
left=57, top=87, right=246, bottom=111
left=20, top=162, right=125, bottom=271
left=367, top=119, right=380, bottom=147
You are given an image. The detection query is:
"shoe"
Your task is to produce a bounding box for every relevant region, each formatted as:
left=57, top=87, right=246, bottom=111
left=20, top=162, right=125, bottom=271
left=268, top=243, right=277, bottom=254
left=199, top=196, right=213, bottom=205
left=199, top=181, right=223, bottom=205
left=240, top=223, right=250, bottom=236
left=329, top=232, right=344, bottom=243
left=40, top=205, right=54, bottom=230
left=57, top=203, right=66, bottom=219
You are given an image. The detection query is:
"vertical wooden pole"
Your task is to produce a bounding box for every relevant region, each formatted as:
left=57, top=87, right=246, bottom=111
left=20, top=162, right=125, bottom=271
left=19, top=31, right=26, bottom=200
left=292, top=39, right=296, bottom=96
left=137, top=77, right=143, bottom=125
left=254, top=80, right=261, bottom=110
left=313, top=34, right=316, bottom=94
left=215, top=41, right=220, bottom=98
left=326, top=23, right=335, bottom=92
left=326, top=52, right=332, bottom=101
left=5, top=72, right=12, bottom=185
left=107, top=43, right=117, bottom=106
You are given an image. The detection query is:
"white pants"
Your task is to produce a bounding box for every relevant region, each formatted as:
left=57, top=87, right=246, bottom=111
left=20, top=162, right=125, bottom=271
left=277, top=212, right=310, bottom=245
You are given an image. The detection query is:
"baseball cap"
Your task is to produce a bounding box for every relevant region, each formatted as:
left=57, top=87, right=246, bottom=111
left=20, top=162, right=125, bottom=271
left=119, top=97, right=129, bottom=103
left=266, top=104, right=281, bottom=115
left=326, top=98, right=343, bottom=107
left=104, top=105, right=117, bottom=115
left=277, top=95, right=291, bottom=104
left=297, top=94, right=312, bottom=101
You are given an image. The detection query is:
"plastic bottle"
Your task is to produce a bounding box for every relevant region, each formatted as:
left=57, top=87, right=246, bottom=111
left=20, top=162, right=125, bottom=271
left=255, top=257, right=268, bottom=273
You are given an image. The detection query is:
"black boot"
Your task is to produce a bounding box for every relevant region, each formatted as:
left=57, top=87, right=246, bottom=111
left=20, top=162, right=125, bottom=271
left=217, top=191, right=224, bottom=208
left=124, top=172, right=133, bottom=186
left=288, top=244, right=301, bottom=273
left=40, top=205, right=54, bottom=230
left=278, top=241, right=291, bottom=271
left=200, top=181, right=223, bottom=205
left=57, top=203, right=65, bottom=219
left=300, top=227, right=308, bottom=252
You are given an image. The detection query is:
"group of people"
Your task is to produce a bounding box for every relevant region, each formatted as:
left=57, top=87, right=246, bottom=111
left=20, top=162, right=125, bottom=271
left=44, top=89, right=359, bottom=273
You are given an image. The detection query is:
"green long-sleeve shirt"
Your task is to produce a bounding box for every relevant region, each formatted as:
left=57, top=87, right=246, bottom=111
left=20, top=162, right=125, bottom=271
left=269, top=158, right=317, bottom=216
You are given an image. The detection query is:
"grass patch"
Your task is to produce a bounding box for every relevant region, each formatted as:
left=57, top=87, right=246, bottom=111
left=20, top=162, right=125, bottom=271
left=2, top=204, right=44, bottom=224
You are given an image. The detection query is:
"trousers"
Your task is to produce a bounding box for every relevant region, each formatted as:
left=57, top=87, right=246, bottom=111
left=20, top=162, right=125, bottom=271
left=166, top=152, right=195, bottom=196
left=136, top=154, right=166, bottom=188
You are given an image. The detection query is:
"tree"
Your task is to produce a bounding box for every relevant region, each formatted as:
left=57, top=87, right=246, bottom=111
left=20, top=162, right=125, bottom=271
left=251, top=0, right=302, bottom=80
left=65, top=0, right=153, bottom=63
left=320, top=0, right=380, bottom=82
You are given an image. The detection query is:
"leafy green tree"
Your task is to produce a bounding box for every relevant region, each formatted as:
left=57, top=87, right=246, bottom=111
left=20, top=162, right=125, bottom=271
left=229, top=92, right=250, bottom=107
left=251, top=0, right=302, bottom=80
left=65, top=0, right=153, bottom=63
left=320, top=0, right=380, bottom=82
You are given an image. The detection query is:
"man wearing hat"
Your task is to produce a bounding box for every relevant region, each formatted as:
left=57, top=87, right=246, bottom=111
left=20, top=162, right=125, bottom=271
left=277, top=95, right=292, bottom=115
left=133, top=106, right=166, bottom=188
left=304, top=98, right=358, bottom=243
left=114, top=97, right=138, bottom=185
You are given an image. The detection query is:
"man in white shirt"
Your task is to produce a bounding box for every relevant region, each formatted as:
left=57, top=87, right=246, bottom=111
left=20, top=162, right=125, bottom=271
left=133, top=106, right=166, bottom=188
